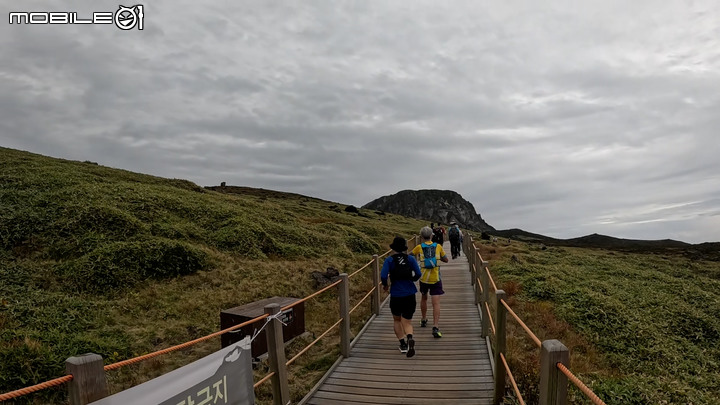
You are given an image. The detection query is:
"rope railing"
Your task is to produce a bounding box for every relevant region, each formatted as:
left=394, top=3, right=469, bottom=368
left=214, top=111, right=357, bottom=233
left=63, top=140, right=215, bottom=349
left=350, top=287, right=376, bottom=314
left=476, top=277, right=483, bottom=294
left=0, top=375, right=74, bottom=402
left=348, top=259, right=374, bottom=278
left=500, top=299, right=542, bottom=348
left=486, top=266, right=498, bottom=292
left=253, top=372, right=275, bottom=389
left=557, top=363, right=607, bottom=405
left=280, top=279, right=342, bottom=311
left=485, top=302, right=496, bottom=335
left=286, top=319, right=343, bottom=367
left=104, top=313, right=269, bottom=371
left=500, top=353, right=525, bottom=405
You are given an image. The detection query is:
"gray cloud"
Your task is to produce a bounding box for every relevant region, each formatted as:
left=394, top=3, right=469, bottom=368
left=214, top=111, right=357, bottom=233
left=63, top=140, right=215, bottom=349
left=1, top=0, right=719, bottom=243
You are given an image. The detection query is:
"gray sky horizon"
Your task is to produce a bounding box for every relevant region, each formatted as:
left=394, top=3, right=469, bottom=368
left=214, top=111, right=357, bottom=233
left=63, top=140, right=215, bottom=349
left=2, top=1, right=719, bottom=244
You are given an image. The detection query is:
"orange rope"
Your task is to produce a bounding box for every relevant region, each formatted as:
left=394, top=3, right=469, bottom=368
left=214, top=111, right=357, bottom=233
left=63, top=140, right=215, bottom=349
left=105, top=313, right=269, bottom=370
left=106, top=280, right=344, bottom=371
left=350, top=286, right=376, bottom=314
left=286, top=319, right=343, bottom=366
left=485, top=302, right=496, bottom=335
left=253, top=371, right=275, bottom=389
left=557, top=363, right=607, bottom=405
left=501, top=299, right=542, bottom=348
left=476, top=278, right=483, bottom=294
left=379, top=248, right=392, bottom=258
left=486, top=266, right=498, bottom=292
left=500, top=353, right=525, bottom=405
left=348, top=259, right=374, bottom=278
left=0, top=375, right=73, bottom=402
left=280, top=279, right=343, bottom=310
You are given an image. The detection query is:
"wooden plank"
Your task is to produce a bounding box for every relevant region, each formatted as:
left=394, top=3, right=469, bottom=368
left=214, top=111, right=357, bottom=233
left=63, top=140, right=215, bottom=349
left=334, top=362, right=492, bottom=372
left=342, top=357, right=490, bottom=366
left=330, top=371, right=494, bottom=384
left=325, top=377, right=493, bottom=392
left=332, top=366, right=492, bottom=378
left=309, top=391, right=493, bottom=405
left=317, top=384, right=491, bottom=399
left=312, top=391, right=492, bottom=404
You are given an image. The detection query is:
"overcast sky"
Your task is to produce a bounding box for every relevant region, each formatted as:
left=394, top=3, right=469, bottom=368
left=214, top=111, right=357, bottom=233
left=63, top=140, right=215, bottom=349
left=2, top=1, right=719, bottom=243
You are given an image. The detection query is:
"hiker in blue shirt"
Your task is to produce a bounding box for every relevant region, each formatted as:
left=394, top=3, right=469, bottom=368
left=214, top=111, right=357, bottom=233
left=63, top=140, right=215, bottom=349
left=381, top=236, right=422, bottom=357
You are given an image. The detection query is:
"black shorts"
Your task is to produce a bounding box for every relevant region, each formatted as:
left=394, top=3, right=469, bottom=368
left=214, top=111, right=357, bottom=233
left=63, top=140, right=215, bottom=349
left=390, top=295, right=417, bottom=320
left=419, top=280, right=445, bottom=296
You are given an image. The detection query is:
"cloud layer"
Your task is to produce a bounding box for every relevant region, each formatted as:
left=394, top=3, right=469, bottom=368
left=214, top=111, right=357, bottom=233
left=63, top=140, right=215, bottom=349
left=2, top=0, right=719, bottom=243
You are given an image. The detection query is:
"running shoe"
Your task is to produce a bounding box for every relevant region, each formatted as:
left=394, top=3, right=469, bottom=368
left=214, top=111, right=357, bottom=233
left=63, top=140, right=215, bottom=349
left=420, top=319, right=428, bottom=328
left=432, top=327, right=442, bottom=338
left=406, top=336, right=415, bottom=358
left=399, top=340, right=408, bottom=353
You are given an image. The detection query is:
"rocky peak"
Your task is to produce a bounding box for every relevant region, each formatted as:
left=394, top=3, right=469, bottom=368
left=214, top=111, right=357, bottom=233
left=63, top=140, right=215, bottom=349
left=363, top=189, right=494, bottom=232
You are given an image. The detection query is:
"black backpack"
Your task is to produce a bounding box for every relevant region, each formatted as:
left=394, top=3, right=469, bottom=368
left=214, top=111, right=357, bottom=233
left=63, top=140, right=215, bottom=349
left=390, top=253, right=414, bottom=282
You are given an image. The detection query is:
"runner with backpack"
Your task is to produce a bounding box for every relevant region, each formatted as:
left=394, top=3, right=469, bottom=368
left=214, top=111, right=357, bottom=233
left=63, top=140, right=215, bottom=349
left=381, top=236, right=422, bottom=357
left=448, top=222, right=462, bottom=259
left=411, top=226, right=449, bottom=338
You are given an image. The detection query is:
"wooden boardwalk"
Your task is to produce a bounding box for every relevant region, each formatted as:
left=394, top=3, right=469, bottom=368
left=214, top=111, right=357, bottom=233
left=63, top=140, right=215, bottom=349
left=302, top=241, right=494, bottom=405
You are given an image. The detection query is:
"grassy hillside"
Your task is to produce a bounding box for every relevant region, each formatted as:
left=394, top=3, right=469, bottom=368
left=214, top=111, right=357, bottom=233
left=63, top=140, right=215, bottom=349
left=0, top=147, right=426, bottom=404
left=476, top=240, right=720, bottom=404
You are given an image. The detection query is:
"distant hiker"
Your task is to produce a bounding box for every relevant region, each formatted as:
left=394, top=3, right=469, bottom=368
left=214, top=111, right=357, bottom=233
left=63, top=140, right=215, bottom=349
left=432, top=224, right=445, bottom=245
left=381, top=236, right=422, bottom=357
left=449, top=222, right=462, bottom=259
left=411, top=226, right=449, bottom=338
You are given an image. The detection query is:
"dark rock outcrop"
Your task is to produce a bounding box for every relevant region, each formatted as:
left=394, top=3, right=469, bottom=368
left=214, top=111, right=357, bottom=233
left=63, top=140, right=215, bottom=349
left=311, top=267, right=341, bottom=288
left=363, top=189, right=494, bottom=232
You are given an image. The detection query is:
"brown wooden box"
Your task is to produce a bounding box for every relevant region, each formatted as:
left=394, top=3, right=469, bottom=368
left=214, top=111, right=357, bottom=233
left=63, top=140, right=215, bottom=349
left=220, top=296, right=305, bottom=358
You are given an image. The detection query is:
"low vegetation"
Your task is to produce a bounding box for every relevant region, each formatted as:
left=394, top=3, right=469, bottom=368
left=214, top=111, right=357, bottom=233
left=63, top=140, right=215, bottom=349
left=3, top=146, right=719, bottom=405
left=477, top=240, right=720, bottom=404
left=0, top=147, right=425, bottom=404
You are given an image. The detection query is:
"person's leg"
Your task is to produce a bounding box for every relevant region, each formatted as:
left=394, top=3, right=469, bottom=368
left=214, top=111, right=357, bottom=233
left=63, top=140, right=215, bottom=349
left=419, top=283, right=429, bottom=326
left=400, top=317, right=414, bottom=338
left=393, top=315, right=405, bottom=339
left=402, top=295, right=417, bottom=357
left=430, top=282, right=444, bottom=338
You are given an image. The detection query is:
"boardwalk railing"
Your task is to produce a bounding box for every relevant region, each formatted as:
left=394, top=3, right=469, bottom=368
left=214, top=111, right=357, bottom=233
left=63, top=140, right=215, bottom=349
left=462, top=232, right=607, bottom=405
left=0, top=236, right=419, bottom=405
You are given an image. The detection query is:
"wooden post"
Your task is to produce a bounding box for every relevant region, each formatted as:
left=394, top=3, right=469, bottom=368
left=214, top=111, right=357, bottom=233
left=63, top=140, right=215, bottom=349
left=338, top=273, right=351, bottom=358
left=371, top=255, right=381, bottom=316
left=494, top=290, right=507, bottom=405
left=264, top=303, right=290, bottom=405
left=470, top=241, right=476, bottom=274
left=480, top=247, right=489, bottom=338
left=471, top=251, right=476, bottom=287
left=474, top=267, right=482, bottom=305
left=66, top=353, right=108, bottom=405
left=539, top=340, right=569, bottom=405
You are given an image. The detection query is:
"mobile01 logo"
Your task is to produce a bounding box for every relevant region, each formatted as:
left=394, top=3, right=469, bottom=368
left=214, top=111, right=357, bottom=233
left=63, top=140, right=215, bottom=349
left=9, top=5, right=144, bottom=30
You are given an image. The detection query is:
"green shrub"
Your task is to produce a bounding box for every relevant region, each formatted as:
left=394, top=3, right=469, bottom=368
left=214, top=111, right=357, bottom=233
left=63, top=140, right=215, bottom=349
left=58, top=239, right=209, bottom=293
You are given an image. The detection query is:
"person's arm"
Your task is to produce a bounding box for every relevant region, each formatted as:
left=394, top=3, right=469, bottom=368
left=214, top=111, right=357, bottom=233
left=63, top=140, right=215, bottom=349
left=438, top=245, right=449, bottom=263
left=381, top=258, right=391, bottom=291
left=411, top=245, right=420, bottom=261
left=409, top=256, right=422, bottom=281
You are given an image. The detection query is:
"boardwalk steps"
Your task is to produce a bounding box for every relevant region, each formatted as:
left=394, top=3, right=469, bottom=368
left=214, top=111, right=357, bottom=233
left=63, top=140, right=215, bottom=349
left=301, top=242, right=495, bottom=405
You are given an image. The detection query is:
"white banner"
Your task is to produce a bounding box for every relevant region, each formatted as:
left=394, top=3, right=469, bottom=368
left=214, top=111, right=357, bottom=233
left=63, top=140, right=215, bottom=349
left=92, top=337, right=254, bottom=405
